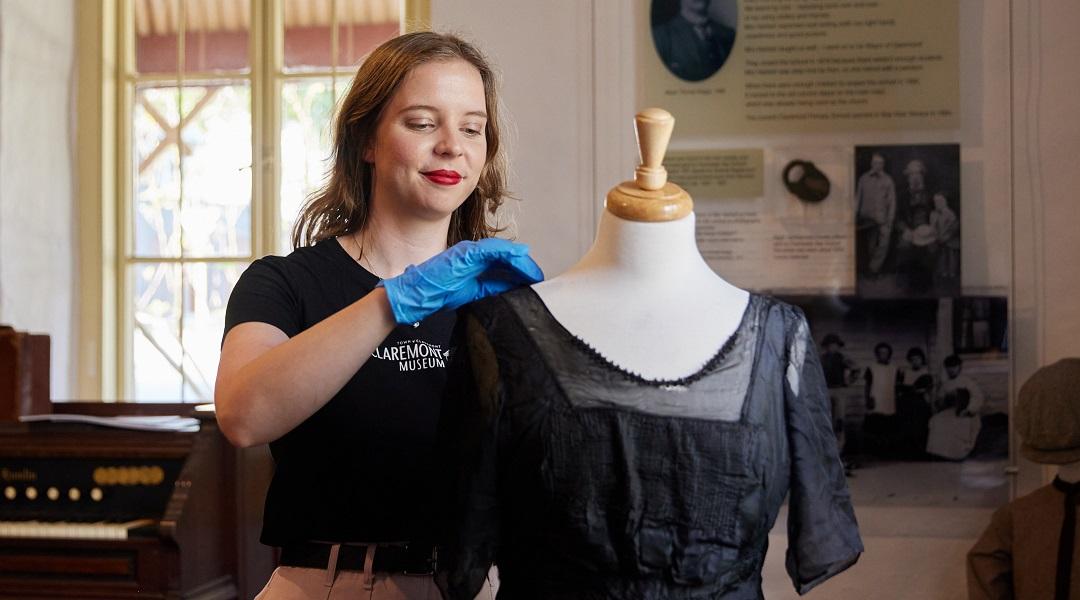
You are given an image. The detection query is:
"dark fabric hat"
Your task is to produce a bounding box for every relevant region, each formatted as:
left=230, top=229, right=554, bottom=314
left=1017, top=358, right=1080, bottom=465
left=822, top=333, right=844, bottom=347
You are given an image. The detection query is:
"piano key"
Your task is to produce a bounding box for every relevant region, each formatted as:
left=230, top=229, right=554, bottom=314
left=0, top=519, right=155, bottom=540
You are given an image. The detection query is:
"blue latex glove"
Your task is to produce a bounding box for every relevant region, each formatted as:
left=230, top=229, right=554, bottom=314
left=379, top=238, right=544, bottom=324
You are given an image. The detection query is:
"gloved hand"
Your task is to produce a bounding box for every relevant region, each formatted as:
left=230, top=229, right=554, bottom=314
left=379, top=238, right=544, bottom=324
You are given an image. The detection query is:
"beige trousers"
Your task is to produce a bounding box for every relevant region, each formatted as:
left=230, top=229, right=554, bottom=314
left=254, top=544, right=497, bottom=600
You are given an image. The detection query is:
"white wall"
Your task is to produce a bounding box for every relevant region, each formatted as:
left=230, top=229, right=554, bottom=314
left=1010, top=0, right=1080, bottom=494
left=0, top=0, right=76, bottom=399
left=1012, top=0, right=1080, bottom=370
left=431, top=0, right=600, bottom=276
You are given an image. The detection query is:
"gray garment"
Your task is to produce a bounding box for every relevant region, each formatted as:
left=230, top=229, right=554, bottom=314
left=440, top=290, right=863, bottom=599
left=856, top=170, right=897, bottom=227
left=857, top=170, right=897, bottom=273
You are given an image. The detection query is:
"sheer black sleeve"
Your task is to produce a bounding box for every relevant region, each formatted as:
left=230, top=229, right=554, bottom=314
left=783, top=312, right=864, bottom=594
left=437, top=310, right=502, bottom=599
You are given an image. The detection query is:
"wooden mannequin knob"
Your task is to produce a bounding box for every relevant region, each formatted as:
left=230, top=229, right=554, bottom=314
left=605, top=108, right=692, bottom=222
left=634, top=107, right=674, bottom=190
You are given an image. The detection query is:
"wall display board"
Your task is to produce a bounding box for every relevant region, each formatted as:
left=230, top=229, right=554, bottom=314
left=671, top=146, right=855, bottom=295
left=639, top=0, right=1014, bottom=514
left=643, top=0, right=960, bottom=137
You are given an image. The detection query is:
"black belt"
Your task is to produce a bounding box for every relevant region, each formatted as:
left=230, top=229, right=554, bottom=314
left=279, top=542, right=438, bottom=575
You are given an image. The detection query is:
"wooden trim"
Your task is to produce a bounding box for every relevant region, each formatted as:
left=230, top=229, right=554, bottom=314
left=0, top=554, right=134, bottom=577
left=255, top=0, right=285, bottom=256
left=74, top=0, right=102, bottom=400
left=126, top=71, right=252, bottom=84
left=404, top=0, right=431, bottom=32
left=75, top=0, right=120, bottom=401
left=125, top=255, right=254, bottom=264
left=117, top=0, right=136, bottom=400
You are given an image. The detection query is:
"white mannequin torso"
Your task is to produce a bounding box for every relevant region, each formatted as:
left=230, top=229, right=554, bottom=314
left=532, top=209, right=749, bottom=381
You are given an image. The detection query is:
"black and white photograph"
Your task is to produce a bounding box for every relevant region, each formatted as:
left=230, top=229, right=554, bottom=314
left=781, top=294, right=1010, bottom=509
left=854, top=144, right=962, bottom=299
left=650, top=0, right=738, bottom=82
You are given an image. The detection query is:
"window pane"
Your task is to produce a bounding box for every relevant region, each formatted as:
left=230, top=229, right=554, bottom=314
left=135, top=83, right=251, bottom=259
left=179, top=83, right=252, bottom=258
left=180, top=261, right=245, bottom=402
left=135, top=0, right=250, bottom=75
left=134, top=0, right=179, bottom=75
left=279, top=78, right=337, bottom=253
left=283, top=0, right=332, bottom=72
left=130, top=261, right=243, bottom=402
left=336, top=0, right=400, bottom=70
left=131, top=262, right=182, bottom=401
left=134, top=85, right=181, bottom=258
left=183, top=0, right=251, bottom=74
left=284, top=0, right=401, bottom=72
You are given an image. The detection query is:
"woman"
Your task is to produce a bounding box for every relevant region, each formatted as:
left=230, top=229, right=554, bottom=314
left=215, top=32, right=542, bottom=598
left=897, top=347, right=934, bottom=458
left=927, top=355, right=985, bottom=460
left=862, top=341, right=902, bottom=458
left=929, top=190, right=960, bottom=282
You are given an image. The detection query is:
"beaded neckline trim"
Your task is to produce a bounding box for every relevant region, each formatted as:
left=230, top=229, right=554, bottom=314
left=564, top=326, right=741, bottom=387
left=522, top=287, right=752, bottom=388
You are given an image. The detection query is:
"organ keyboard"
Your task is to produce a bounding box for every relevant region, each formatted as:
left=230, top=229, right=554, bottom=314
left=0, top=519, right=155, bottom=540
left=0, top=403, right=273, bottom=599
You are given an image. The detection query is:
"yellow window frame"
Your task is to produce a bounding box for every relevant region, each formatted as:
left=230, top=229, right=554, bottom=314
left=75, top=0, right=430, bottom=401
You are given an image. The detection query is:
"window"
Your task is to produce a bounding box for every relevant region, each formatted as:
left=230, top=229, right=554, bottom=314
left=111, top=0, right=424, bottom=402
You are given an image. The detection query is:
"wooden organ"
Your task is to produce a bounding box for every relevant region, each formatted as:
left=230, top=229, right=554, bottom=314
left=0, top=326, right=274, bottom=599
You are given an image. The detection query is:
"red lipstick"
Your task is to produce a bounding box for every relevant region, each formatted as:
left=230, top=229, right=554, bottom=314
left=422, top=169, right=463, bottom=185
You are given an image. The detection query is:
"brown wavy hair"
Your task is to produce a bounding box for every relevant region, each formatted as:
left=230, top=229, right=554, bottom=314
left=291, top=31, right=508, bottom=249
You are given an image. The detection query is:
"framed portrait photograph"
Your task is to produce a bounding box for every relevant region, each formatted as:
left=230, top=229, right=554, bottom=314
left=649, top=0, right=739, bottom=83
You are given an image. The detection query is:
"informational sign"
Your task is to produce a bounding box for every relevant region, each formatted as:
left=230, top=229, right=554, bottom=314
left=670, top=146, right=854, bottom=294
left=643, top=0, right=960, bottom=136
left=666, top=148, right=764, bottom=199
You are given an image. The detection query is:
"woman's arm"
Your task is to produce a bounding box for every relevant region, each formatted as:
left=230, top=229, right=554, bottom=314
left=214, top=238, right=543, bottom=448
left=215, top=288, right=395, bottom=448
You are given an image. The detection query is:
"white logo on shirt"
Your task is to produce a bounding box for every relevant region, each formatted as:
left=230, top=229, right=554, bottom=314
left=371, top=339, right=451, bottom=372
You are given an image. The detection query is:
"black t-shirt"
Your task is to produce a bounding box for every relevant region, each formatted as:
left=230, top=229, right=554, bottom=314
left=223, top=237, right=456, bottom=546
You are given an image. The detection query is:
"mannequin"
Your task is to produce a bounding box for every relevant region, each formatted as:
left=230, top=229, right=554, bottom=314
left=440, top=108, right=862, bottom=600
left=967, top=357, right=1080, bottom=599
left=533, top=108, right=749, bottom=381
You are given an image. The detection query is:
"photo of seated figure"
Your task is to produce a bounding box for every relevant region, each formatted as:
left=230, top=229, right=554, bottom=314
left=927, top=355, right=985, bottom=460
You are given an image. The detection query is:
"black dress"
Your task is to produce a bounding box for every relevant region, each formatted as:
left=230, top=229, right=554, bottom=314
left=438, top=288, right=862, bottom=599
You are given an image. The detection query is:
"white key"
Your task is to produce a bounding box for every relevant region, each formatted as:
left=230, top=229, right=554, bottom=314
left=0, top=519, right=155, bottom=540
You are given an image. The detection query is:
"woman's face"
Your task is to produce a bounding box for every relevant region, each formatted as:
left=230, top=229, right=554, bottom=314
left=366, top=59, right=488, bottom=223
left=933, top=193, right=947, bottom=211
